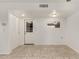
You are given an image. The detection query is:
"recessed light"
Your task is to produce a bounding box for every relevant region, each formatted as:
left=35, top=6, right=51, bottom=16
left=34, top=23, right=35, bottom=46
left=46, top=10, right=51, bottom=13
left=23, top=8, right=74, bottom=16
left=49, top=14, right=57, bottom=17
left=21, top=14, right=25, bottom=17
left=49, top=10, right=57, bottom=17
left=52, top=10, right=56, bottom=14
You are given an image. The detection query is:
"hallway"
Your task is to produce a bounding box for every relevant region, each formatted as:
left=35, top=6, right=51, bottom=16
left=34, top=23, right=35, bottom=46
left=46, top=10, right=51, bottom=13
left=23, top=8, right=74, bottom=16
left=0, top=45, right=79, bottom=59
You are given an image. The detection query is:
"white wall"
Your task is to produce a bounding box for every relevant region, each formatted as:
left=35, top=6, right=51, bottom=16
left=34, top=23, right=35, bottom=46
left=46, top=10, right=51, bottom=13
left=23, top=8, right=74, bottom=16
left=24, top=18, right=65, bottom=45
left=0, top=3, right=10, bottom=54
left=18, top=18, right=24, bottom=46
left=65, top=11, right=79, bottom=53
left=0, top=21, right=10, bottom=54
left=9, top=14, right=24, bottom=51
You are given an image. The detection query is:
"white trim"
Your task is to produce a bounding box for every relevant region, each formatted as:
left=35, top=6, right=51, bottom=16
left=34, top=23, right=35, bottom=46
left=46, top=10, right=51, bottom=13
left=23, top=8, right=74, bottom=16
left=67, top=45, right=79, bottom=54
left=35, top=42, right=65, bottom=45
left=0, top=50, right=12, bottom=54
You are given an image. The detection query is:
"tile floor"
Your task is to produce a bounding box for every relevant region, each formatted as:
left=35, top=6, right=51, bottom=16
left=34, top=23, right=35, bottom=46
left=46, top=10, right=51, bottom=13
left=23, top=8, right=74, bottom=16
left=0, top=45, right=79, bottom=59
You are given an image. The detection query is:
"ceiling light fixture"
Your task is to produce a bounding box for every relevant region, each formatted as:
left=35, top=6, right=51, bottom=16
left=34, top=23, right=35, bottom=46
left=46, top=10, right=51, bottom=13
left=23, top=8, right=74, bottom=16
left=52, top=14, right=57, bottom=17
left=52, top=10, right=56, bottom=14
left=21, top=14, right=25, bottom=17
left=49, top=10, right=57, bottom=17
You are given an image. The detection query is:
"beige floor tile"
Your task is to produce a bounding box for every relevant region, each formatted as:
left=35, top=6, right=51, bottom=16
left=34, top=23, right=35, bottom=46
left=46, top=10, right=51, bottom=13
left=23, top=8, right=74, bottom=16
left=0, top=45, right=79, bottom=59
left=0, top=55, right=26, bottom=59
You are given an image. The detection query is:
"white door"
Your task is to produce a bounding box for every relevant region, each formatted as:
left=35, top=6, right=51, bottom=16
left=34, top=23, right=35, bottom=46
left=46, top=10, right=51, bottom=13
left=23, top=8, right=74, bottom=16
left=24, top=20, right=34, bottom=44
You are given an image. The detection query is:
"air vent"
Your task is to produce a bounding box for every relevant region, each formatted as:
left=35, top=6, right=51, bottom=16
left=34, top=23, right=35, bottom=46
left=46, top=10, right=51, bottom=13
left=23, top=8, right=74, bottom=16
left=66, top=0, right=71, bottom=2
left=39, top=4, right=48, bottom=8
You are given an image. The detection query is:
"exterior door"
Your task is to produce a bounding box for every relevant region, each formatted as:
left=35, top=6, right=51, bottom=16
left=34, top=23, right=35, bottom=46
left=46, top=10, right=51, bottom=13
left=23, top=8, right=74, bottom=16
left=24, top=20, right=34, bottom=44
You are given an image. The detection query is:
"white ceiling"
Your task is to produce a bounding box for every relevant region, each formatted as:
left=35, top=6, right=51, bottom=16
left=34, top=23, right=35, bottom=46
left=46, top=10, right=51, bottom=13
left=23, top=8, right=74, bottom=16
left=0, top=0, right=66, bottom=3
left=10, top=2, right=74, bottom=19
left=0, top=0, right=78, bottom=20
left=11, top=9, right=73, bottom=19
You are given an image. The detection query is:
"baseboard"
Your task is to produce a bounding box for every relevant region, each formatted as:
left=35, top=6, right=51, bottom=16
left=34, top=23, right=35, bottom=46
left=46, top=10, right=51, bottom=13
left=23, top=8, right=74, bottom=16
left=0, top=50, right=11, bottom=55
left=35, top=42, right=65, bottom=45
left=67, top=45, right=79, bottom=54
left=24, top=43, right=34, bottom=45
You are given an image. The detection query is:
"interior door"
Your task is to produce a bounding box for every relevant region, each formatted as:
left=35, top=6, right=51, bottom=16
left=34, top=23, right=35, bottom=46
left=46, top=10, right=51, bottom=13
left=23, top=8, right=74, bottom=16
left=24, top=20, right=34, bottom=44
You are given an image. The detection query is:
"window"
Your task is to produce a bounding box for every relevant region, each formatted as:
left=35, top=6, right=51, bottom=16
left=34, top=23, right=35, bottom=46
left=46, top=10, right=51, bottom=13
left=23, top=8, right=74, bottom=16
left=26, top=21, right=33, bottom=32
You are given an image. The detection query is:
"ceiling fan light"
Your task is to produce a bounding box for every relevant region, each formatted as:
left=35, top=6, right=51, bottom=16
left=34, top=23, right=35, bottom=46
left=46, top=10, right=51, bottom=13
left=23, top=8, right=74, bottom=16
left=52, top=14, right=57, bottom=17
